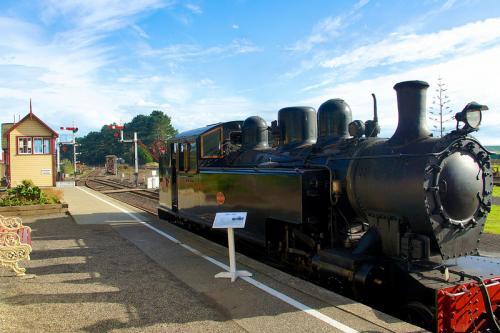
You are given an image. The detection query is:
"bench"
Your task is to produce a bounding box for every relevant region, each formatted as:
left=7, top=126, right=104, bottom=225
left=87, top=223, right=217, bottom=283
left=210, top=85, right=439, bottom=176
left=0, top=215, right=32, bottom=276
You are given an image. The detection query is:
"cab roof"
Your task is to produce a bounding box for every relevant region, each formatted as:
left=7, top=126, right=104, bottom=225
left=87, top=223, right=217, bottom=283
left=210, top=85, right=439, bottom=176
left=172, top=121, right=243, bottom=141
left=174, top=123, right=222, bottom=140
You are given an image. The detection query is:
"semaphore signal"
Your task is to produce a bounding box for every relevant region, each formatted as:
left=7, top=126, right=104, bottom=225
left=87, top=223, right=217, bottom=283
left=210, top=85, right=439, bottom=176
left=57, top=123, right=79, bottom=179
left=60, top=126, right=79, bottom=133
left=107, top=124, right=124, bottom=131
left=108, top=123, right=139, bottom=186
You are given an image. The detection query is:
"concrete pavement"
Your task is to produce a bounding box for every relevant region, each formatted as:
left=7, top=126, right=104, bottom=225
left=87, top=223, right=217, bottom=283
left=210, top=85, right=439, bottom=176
left=59, top=186, right=425, bottom=333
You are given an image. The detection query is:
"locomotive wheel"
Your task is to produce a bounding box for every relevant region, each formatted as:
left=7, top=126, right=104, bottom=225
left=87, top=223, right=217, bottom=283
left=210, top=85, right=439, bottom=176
left=401, top=301, right=434, bottom=330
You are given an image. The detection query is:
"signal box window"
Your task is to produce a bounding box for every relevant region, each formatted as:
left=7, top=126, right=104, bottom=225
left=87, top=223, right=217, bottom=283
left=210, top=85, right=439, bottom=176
left=18, top=137, right=32, bottom=154
left=33, top=138, right=51, bottom=154
left=201, top=128, right=222, bottom=158
left=43, top=138, right=51, bottom=153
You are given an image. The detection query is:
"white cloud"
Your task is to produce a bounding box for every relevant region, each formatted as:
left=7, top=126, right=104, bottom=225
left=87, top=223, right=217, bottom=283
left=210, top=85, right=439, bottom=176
left=132, top=24, right=150, bottom=39
left=162, top=85, right=192, bottom=105
left=321, top=18, right=500, bottom=71
left=287, top=16, right=342, bottom=53
left=140, top=38, right=261, bottom=61
left=135, top=98, right=170, bottom=109
left=396, top=0, right=457, bottom=34
left=0, top=4, right=263, bottom=138
left=0, top=13, right=158, bottom=133
left=287, top=0, right=369, bottom=53
left=185, top=4, right=202, bottom=15
left=232, top=24, right=239, bottom=30
left=169, top=96, right=258, bottom=132
left=303, top=45, right=500, bottom=144
left=41, top=0, right=168, bottom=29
left=40, top=0, right=172, bottom=50
left=1, top=1, right=498, bottom=148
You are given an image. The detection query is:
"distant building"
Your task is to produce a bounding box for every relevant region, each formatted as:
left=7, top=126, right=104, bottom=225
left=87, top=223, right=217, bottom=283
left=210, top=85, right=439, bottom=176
left=2, top=102, right=58, bottom=187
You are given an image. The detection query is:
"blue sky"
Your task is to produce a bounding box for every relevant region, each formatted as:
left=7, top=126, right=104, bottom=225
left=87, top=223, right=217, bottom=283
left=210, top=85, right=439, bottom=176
left=0, top=0, right=500, bottom=144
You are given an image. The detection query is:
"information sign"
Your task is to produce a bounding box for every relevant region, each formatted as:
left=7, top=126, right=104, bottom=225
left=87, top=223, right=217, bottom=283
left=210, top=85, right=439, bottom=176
left=213, top=212, right=247, bottom=229
left=212, top=212, right=251, bottom=282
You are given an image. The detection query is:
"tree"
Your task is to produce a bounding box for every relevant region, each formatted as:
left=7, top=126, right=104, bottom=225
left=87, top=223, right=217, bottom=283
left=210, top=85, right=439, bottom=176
left=60, top=159, right=74, bottom=175
left=137, top=145, right=154, bottom=164
left=428, top=77, right=454, bottom=137
left=123, top=110, right=178, bottom=146
left=75, top=110, right=178, bottom=166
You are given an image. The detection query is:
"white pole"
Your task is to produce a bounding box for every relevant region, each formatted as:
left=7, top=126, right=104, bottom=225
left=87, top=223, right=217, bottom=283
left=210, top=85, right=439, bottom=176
left=73, top=131, right=77, bottom=176
left=227, top=228, right=236, bottom=281
left=134, top=132, right=139, bottom=186
left=214, top=226, right=252, bottom=282
left=56, top=139, right=60, bottom=173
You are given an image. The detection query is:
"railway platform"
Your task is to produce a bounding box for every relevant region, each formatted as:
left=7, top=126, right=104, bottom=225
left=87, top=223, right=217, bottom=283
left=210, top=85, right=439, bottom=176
left=1, top=186, right=425, bottom=332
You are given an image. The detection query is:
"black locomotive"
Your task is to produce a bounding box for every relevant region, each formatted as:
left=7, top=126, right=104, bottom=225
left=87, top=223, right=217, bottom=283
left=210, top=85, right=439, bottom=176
left=158, top=80, right=499, bottom=332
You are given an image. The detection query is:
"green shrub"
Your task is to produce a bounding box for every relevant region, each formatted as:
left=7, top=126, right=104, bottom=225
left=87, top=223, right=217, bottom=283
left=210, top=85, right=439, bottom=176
left=0, top=179, right=52, bottom=206
left=61, top=159, right=74, bottom=175
left=138, top=145, right=154, bottom=164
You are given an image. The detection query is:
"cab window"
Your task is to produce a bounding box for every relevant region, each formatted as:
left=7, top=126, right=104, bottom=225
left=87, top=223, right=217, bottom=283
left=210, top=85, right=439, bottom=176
left=201, top=128, right=222, bottom=158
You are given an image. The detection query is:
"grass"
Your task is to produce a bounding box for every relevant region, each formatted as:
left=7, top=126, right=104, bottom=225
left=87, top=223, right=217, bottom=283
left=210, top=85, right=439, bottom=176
left=493, top=185, right=500, bottom=198
left=485, top=205, right=500, bottom=234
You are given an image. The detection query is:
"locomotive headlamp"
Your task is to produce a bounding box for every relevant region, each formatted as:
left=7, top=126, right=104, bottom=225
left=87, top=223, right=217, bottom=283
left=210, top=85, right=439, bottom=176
left=455, top=102, right=488, bottom=131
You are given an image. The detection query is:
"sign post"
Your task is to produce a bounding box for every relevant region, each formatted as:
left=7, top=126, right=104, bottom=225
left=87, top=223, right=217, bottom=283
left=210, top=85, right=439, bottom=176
left=212, top=212, right=252, bottom=282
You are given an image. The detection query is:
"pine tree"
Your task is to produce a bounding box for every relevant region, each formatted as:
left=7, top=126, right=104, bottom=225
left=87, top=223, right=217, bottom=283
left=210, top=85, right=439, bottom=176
left=429, top=77, right=454, bottom=137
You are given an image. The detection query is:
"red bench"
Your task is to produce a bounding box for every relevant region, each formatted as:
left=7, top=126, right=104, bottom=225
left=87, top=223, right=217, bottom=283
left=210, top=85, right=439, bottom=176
left=0, top=216, right=31, bottom=245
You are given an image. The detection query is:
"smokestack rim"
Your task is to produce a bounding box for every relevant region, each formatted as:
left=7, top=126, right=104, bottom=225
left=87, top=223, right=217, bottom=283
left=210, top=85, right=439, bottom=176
left=393, top=80, right=429, bottom=90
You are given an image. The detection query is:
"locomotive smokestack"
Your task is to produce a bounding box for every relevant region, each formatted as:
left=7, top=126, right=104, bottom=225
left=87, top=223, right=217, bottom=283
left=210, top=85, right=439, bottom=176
left=389, top=80, right=432, bottom=145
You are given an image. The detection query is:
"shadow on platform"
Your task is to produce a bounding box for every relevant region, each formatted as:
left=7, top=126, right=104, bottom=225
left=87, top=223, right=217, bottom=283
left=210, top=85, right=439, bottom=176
left=0, top=213, right=414, bottom=333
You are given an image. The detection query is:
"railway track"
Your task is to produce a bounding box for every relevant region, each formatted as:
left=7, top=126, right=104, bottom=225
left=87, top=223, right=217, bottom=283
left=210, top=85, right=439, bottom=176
left=85, top=177, right=159, bottom=214
left=88, top=178, right=159, bottom=199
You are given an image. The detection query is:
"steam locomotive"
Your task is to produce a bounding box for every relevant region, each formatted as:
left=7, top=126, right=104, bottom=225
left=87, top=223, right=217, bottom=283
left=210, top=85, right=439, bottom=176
left=158, top=80, right=499, bottom=332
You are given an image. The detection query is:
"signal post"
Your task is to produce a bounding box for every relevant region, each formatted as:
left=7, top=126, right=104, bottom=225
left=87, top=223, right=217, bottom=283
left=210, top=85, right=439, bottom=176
left=109, top=124, right=139, bottom=187
left=58, top=125, right=79, bottom=179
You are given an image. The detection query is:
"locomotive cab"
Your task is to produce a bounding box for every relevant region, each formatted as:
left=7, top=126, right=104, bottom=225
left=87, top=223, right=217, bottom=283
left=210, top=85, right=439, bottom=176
left=159, top=121, right=243, bottom=213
